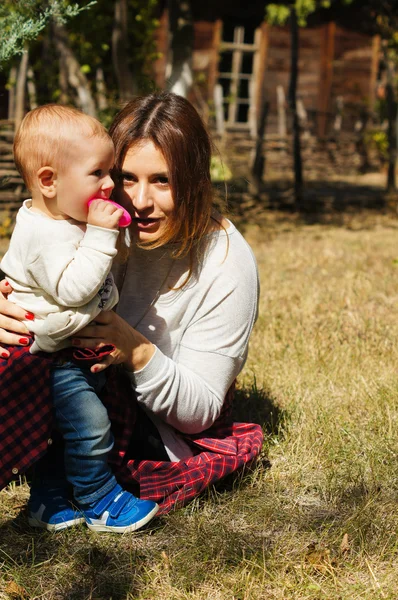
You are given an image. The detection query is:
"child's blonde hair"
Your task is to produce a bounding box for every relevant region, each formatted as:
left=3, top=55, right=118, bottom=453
left=14, top=104, right=111, bottom=191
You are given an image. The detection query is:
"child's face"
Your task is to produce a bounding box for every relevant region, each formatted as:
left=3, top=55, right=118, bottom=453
left=54, top=134, right=115, bottom=222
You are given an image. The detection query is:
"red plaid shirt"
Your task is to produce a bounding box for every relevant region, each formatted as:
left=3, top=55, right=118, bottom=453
left=0, top=347, right=263, bottom=514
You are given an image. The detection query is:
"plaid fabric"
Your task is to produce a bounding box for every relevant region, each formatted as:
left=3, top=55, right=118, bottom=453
left=103, top=370, right=264, bottom=515
left=0, top=347, right=264, bottom=514
left=0, top=346, right=54, bottom=491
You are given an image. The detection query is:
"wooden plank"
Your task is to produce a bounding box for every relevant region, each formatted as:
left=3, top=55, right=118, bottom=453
left=220, top=42, right=257, bottom=52
left=218, top=72, right=251, bottom=80
left=277, top=85, right=286, bottom=139
left=228, top=26, right=244, bottom=125
left=317, top=21, right=335, bottom=138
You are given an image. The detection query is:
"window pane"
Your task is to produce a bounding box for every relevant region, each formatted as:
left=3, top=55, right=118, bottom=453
left=244, top=27, right=255, bottom=44
left=223, top=103, right=229, bottom=121
left=218, top=51, right=233, bottom=74
left=222, top=22, right=235, bottom=42
left=219, top=78, right=231, bottom=98
left=237, top=103, right=249, bottom=123
left=241, top=53, right=253, bottom=75
left=238, top=79, right=249, bottom=99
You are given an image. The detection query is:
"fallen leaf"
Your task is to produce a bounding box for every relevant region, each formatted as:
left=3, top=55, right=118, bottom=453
left=6, top=580, right=29, bottom=599
left=340, top=533, right=350, bottom=555
left=305, top=544, right=332, bottom=573
left=161, top=550, right=170, bottom=570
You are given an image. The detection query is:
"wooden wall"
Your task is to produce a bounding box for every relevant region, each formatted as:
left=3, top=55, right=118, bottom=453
left=256, top=24, right=378, bottom=136
left=153, top=17, right=379, bottom=138
left=332, top=27, right=380, bottom=106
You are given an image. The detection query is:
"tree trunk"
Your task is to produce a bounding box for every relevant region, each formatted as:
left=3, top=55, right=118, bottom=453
left=288, top=6, right=303, bottom=208
left=96, top=68, right=108, bottom=111
left=27, top=67, right=37, bottom=110
left=384, top=44, right=396, bottom=193
left=7, top=66, right=17, bottom=121
left=167, top=0, right=193, bottom=98
left=15, top=50, right=29, bottom=130
left=112, top=0, right=136, bottom=101
left=52, top=22, right=97, bottom=116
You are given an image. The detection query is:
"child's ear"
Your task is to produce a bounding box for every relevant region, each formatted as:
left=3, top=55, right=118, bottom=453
left=37, top=166, right=57, bottom=198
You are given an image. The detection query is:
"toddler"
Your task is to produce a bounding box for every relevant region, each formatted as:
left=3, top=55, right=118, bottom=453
left=1, top=105, right=158, bottom=533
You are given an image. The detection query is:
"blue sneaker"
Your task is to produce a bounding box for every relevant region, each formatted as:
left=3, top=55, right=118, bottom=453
left=28, top=487, right=85, bottom=532
left=79, top=484, right=159, bottom=533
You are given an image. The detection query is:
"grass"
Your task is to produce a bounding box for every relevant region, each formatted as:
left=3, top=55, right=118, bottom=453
left=2, top=207, right=398, bottom=598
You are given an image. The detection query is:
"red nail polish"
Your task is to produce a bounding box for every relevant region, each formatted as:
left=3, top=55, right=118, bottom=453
left=4, top=281, right=10, bottom=286
left=1, top=352, right=9, bottom=358
left=25, top=311, right=35, bottom=320
left=92, top=366, right=99, bottom=372
left=19, top=338, right=29, bottom=345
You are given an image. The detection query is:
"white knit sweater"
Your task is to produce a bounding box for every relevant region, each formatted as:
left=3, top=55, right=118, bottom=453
left=115, top=220, right=259, bottom=460
left=1, top=200, right=119, bottom=353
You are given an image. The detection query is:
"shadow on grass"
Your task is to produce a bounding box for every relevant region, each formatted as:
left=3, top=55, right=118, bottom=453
left=0, top=512, right=155, bottom=599
left=207, top=383, right=286, bottom=496
left=232, top=382, right=285, bottom=438
left=214, top=177, right=398, bottom=232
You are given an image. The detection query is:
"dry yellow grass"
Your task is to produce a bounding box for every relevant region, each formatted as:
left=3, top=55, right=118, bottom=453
left=2, top=208, right=398, bottom=599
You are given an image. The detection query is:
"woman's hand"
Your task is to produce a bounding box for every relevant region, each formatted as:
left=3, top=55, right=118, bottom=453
left=0, top=280, right=32, bottom=357
left=72, top=310, right=156, bottom=374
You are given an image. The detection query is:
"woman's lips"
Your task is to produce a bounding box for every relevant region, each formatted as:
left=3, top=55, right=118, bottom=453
left=133, top=218, right=159, bottom=229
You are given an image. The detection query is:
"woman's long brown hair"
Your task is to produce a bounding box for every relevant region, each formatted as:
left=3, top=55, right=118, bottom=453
left=109, top=92, right=214, bottom=259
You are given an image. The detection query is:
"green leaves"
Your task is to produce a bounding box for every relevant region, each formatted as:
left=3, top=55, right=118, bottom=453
left=0, top=0, right=96, bottom=65
left=266, top=0, right=353, bottom=27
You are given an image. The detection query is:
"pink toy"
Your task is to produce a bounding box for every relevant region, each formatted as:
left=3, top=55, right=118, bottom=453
left=87, top=198, right=132, bottom=227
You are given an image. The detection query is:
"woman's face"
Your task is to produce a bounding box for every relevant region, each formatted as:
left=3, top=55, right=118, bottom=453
left=116, top=140, right=175, bottom=243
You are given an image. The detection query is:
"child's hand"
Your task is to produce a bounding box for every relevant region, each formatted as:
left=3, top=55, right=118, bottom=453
left=87, top=200, right=124, bottom=230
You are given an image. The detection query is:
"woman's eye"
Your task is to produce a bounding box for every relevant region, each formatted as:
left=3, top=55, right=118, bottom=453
left=156, top=176, right=169, bottom=185
left=122, top=174, right=135, bottom=184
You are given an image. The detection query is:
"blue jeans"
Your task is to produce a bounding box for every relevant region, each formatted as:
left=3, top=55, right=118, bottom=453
left=50, top=361, right=117, bottom=505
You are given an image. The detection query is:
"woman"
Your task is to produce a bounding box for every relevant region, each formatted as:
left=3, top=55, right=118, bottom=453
left=0, top=92, right=262, bottom=523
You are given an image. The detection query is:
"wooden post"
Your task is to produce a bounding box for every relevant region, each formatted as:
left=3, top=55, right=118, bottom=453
left=333, top=96, right=344, bottom=132
left=228, top=26, right=244, bottom=125
left=254, top=23, right=269, bottom=129
left=207, top=20, right=222, bottom=100
left=250, top=23, right=268, bottom=139
left=277, top=86, right=287, bottom=142
left=369, top=34, right=381, bottom=109
left=250, top=23, right=270, bottom=186
left=288, top=6, right=303, bottom=206
left=383, top=42, right=396, bottom=193
left=297, top=97, right=309, bottom=138
left=214, top=83, right=224, bottom=136
left=317, top=21, right=335, bottom=138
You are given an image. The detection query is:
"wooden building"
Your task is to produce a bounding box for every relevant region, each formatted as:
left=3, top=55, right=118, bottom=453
left=154, top=2, right=380, bottom=138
